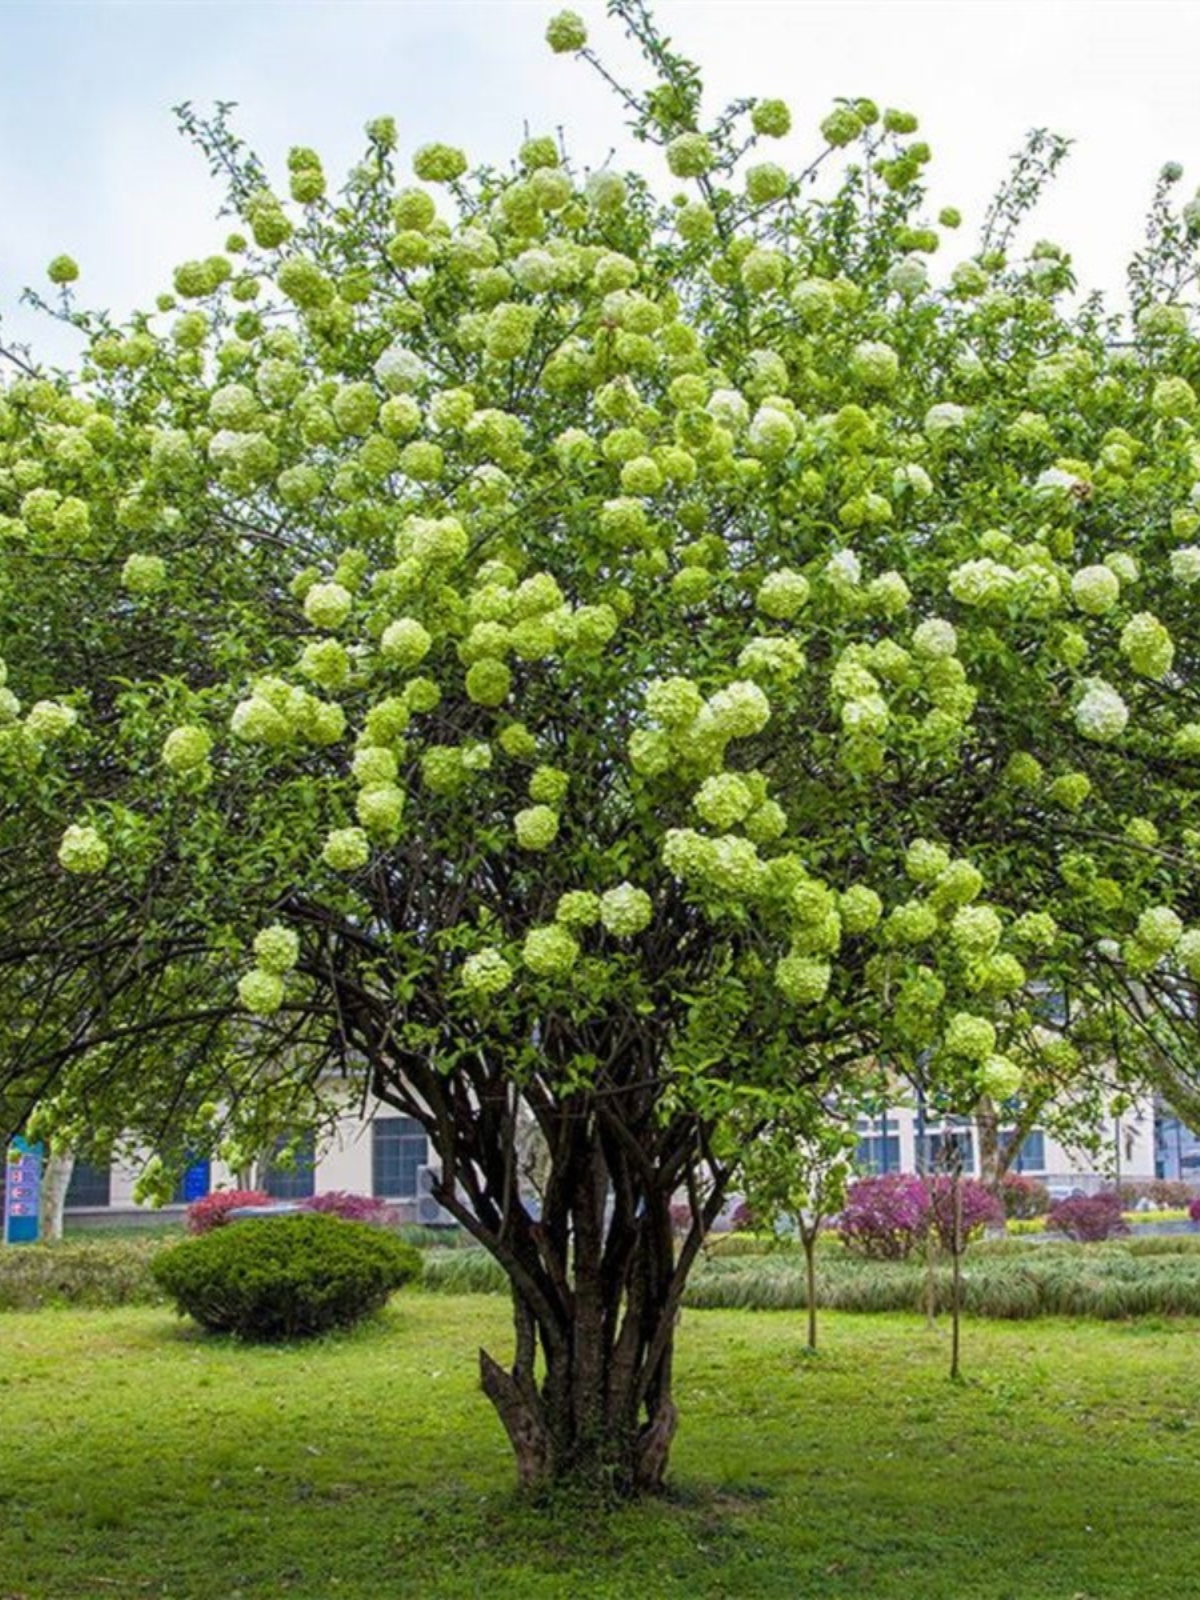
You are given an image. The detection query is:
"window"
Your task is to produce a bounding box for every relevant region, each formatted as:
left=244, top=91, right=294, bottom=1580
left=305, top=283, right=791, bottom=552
left=372, top=1118, right=427, bottom=1197
left=1002, top=1130, right=1046, bottom=1173
left=855, top=1119, right=900, bottom=1174
left=262, top=1135, right=315, bottom=1200
left=65, top=1159, right=112, bottom=1209
left=919, top=1126, right=976, bottom=1176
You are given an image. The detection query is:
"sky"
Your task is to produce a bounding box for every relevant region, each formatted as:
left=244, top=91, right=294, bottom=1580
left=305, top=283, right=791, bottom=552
left=2, top=0, right=1199, bottom=367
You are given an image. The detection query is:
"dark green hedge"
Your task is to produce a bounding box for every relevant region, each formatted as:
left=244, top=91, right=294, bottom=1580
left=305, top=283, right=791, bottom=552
left=152, top=1212, right=420, bottom=1340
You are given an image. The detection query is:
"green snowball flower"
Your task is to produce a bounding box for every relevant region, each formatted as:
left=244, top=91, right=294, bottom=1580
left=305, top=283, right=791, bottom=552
left=949, top=904, right=1003, bottom=956
left=821, top=106, right=864, bottom=146
left=545, top=9, right=587, bottom=51
left=943, top=1012, right=996, bottom=1062
left=745, top=163, right=790, bottom=205
left=775, top=953, right=831, bottom=1005
left=599, top=882, right=653, bottom=937
left=322, top=827, right=370, bottom=871
left=1074, top=680, right=1128, bottom=743
left=299, top=638, right=351, bottom=691
left=122, top=553, right=167, bottom=595
left=253, top=924, right=300, bottom=975
left=522, top=924, right=580, bottom=977
left=303, top=582, right=352, bottom=630
left=514, top=804, right=559, bottom=851
left=839, top=884, right=883, bottom=933
left=356, top=783, right=406, bottom=836
left=381, top=618, right=432, bottom=668
left=978, top=1054, right=1023, bottom=1101
left=162, top=724, right=212, bottom=773
left=1119, top=612, right=1174, bottom=679
left=1070, top=564, right=1120, bottom=616
left=413, top=143, right=468, bottom=183
left=57, top=823, right=108, bottom=874
left=462, top=948, right=514, bottom=995
left=352, top=746, right=399, bottom=787
left=1136, top=905, right=1183, bottom=956
left=466, top=659, right=512, bottom=707
left=25, top=700, right=78, bottom=741
left=556, top=890, right=601, bottom=927
left=751, top=99, right=792, bottom=138
left=905, top=839, right=950, bottom=884
left=238, top=968, right=284, bottom=1016
left=666, top=133, right=715, bottom=178
left=47, top=254, right=80, bottom=285
left=693, top=773, right=755, bottom=830
left=529, top=765, right=570, bottom=804
left=850, top=340, right=900, bottom=389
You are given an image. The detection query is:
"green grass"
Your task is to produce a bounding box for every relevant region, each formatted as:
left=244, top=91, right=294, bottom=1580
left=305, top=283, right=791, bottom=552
left=2, top=1294, right=1200, bottom=1599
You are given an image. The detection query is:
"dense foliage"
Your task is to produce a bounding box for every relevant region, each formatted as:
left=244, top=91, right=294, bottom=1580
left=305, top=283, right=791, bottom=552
left=5, top=0, right=1200, bottom=1488
left=152, top=1212, right=419, bottom=1339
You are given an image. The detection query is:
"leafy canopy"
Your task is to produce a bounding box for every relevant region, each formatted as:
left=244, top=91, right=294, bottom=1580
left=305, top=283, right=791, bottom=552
left=3, top=0, right=1200, bottom=1169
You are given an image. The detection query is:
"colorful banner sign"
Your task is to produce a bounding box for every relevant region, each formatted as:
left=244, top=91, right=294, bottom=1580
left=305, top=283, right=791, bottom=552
left=3, top=1137, right=44, bottom=1245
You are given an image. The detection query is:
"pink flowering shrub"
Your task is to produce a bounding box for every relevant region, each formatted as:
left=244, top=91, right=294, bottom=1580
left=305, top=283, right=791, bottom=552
left=1188, top=1196, right=1200, bottom=1224
left=1046, top=1190, right=1128, bottom=1243
left=1001, top=1172, right=1051, bottom=1219
left=927, top=1176, right=1005, bottom=1252
left=300, top=1191, right=399, bottom=1227
left=186, top=1188, right=272, bottom=1235
left=838, top=1174, right=930, bottom=1260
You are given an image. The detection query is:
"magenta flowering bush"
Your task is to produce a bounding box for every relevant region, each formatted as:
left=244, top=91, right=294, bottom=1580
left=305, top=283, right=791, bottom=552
left=1001, top=1172, right=1051, bottom=1219
left=1188, top=1196, right=1200, bottom=1224
left=838, top=1172, right=1002, bottom=1257
left=927, top=1176, right=1005, bottom=1251
left=838, top=1174, right=930, bottom=1259
left=300, top=1190, right=399, bottom=1227
left=1046, top=1191, right=1128, bottom=1243
left=186, top=1188, right=272, bottom=1235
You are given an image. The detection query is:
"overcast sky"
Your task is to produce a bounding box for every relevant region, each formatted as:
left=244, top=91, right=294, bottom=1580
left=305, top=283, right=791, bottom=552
left=3, top=0, right=1199, bottom=367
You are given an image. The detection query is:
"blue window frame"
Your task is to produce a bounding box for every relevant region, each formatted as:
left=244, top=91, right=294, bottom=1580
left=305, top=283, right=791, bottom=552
left=65, top=1158, right=112, bottom=1209
left=372, top=1117, right=426, bottom=1198
left=263, top=1134, right=315, bottom=1200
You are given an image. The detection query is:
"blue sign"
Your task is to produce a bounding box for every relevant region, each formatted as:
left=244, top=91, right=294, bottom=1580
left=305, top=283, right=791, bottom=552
left=4, top=1137, right=44, bottom=1245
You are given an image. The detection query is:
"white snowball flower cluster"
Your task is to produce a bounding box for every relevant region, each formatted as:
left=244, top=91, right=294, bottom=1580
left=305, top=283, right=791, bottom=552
left=1074, top=679, right=1128, bottom=743
left=1070, top=565, right=1120, bottom=615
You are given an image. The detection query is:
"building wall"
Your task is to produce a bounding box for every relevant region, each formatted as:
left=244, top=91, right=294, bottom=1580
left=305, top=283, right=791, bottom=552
left=51, top=1090, right=1181, bottom=1226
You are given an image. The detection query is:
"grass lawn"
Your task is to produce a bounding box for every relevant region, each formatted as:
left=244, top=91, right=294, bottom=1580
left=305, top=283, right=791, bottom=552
left=2, top=1295, right=1199, bottom=1600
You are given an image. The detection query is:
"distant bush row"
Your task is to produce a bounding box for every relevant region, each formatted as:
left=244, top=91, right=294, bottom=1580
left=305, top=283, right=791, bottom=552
left=185, top=1188, right=400, bottom=1234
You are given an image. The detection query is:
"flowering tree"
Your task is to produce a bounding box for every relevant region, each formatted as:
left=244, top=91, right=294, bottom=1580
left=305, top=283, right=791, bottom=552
left=4, top=0, right=1200, bottom=1493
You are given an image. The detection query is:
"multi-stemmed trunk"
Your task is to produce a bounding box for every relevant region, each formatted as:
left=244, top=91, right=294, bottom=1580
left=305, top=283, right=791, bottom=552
left=379, top=1045, right=729, bottom=1496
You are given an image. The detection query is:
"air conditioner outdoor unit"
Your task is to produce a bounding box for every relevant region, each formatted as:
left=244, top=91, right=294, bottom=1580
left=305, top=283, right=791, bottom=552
left=414, top=1164, right=455, bottom=1227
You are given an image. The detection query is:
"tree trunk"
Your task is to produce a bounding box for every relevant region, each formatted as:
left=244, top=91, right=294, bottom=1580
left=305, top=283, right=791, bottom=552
left=39, top=1147, right=75, bottom=1241
left=476, top=1186, right=688, bottom=1495
left=365, top=1029, right=732, bottom=1497
left=800, top=1221, right=819, bottom=1352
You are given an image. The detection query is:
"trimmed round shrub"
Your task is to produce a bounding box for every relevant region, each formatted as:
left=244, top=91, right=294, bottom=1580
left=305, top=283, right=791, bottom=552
left=152, top=1212, right=420, bottom=1340
left=186, top=1188, right=272, bottom=1234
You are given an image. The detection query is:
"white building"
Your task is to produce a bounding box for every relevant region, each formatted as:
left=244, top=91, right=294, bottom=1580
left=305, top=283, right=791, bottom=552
left=44, top=1088, right=1179, bottom=1230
